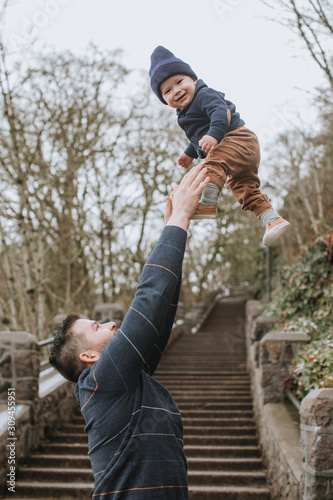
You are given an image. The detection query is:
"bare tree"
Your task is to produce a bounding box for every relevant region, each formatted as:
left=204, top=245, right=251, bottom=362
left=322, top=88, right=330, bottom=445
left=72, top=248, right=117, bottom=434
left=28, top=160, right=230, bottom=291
left=262, top=0, right=333, bottom=87
left=0, top=43, right=133, bottom=336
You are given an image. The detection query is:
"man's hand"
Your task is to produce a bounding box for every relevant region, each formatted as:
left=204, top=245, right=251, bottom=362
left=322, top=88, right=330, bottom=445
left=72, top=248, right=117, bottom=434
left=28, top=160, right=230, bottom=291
left=166, top=164, right=210, bottom=230
left=164, top=192, right=174, bottom=224
left=199, top=135, right=218, bottom=154
left=177, top=153, right=193, bottom=169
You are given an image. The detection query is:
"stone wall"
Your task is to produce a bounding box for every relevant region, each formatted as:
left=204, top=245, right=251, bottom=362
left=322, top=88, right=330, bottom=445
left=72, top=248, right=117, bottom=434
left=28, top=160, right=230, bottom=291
left=0, top=332, right=40, bottom=402
left=245, top=301, right=306, bottom=500
left=0, top=330, right=78, bottom=497
left=246, top=300, right=333, bottom=500
left=259, top=331, right=310, bottom=404
left=300, top=389, right=333, bottom=499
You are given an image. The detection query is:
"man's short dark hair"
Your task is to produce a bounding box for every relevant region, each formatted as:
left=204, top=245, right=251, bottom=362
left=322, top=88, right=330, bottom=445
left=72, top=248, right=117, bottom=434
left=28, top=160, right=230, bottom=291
left=49, top=313, right=87, bottom=383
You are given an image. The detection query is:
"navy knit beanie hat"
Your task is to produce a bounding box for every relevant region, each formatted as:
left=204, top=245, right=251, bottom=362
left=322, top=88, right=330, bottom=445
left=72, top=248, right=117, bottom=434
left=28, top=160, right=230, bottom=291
left=149, top=46, right=197, bottom=104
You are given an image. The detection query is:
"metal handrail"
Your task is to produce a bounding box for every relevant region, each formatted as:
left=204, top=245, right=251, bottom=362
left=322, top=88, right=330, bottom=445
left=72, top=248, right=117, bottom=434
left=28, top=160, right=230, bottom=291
left=38, top=336, right=54, bottom=347
left=284, top=388, right=301, bottom=412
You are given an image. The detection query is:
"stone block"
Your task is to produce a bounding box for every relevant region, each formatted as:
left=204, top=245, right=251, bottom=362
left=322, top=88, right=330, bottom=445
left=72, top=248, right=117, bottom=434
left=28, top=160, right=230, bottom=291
left=15, top=352, right=39, bottom=378
left=260, top=366, right=276, bottom=388
left=259, top=342, right=270, bottom=364
left=0, top=331, right=38, bottom=349
left=301, top=389, right=333, bottom=498
left=251, top=315, right=277, bottom=342
left=301, top=389, right=333, bottom=427
left=1, top=363, right=12, bottom=378
left=261, top=331, right=311, bottom=343
left=306, top=432, right=333, bottom=471
left=265, top=339, right=283, bottom=364
left=284, top=342, right=294, bottom=362
left=16, top=379, right=38, bottom=401
left=245, top=300, right=263, bottom=321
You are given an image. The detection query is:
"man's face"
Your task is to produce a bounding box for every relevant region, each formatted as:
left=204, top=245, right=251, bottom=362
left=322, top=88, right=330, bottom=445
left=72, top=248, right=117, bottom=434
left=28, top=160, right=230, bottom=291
left=74, top=319, right=118, bottom=364
left=160, top=74, right=196, bottom=109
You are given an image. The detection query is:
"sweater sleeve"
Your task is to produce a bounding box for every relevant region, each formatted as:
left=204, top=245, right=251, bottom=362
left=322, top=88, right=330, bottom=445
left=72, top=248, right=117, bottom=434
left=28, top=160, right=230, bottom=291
left=144, top=271, right=181, bottom=376
left=85, top=226, right=187, bottom=394
left=199, top=88, right=230, bottom=143
left=184, top=143, right=198, bottom=159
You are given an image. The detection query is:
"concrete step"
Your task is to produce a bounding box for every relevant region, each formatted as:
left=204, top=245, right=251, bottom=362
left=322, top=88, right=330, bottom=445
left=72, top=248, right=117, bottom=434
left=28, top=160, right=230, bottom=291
left=182, top=417, right=256, bottom=426
left=184, top=425, right=257, bottom=436
left=8, top=481, right=94, bottom=498
left=170, top=388, right=252, bottom=394
left=51, top=432, right=87, bottom=443
left=18, top=467, right=94, bottom=482
left=156, top=372, right=251, bottom=379
left=188, top=457, right=264, bottom=472
left=179, top=402, right=253, bottom=410
left=27, top=454, right=91, bottom=468
left=180, top=409, right=254, bottom=418
left=61, top=424, right=86, bottom=433
left=189, top=470, right=267, bottom=487
left=174, top=395, right=254, bottom=402
left=185, top=435, right=259, bottom=446
left=39, top=443, right=88, bottom=455
left=185, top=445, right=262, bottom=458
left=188, top=485, right=271, bottom=499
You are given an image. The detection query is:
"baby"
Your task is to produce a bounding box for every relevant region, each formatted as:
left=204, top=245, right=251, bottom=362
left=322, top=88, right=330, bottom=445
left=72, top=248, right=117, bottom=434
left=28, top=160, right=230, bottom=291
left=149, top=45, right=290, bottom=247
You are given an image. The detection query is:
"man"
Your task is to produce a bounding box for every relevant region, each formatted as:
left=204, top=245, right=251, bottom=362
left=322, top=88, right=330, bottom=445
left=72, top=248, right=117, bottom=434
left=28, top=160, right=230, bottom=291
left=49, top=165, right=210, bottom=499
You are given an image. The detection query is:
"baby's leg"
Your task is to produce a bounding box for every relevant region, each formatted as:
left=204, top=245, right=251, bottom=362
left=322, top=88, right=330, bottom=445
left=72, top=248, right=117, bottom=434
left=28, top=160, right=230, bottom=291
left=202, top=127, right=290, bottom=244
left=191, top=149, right=227, bottom=220
left=200, top=183, right=221, bottom=206
left=220, top=126, right=271, bottom=216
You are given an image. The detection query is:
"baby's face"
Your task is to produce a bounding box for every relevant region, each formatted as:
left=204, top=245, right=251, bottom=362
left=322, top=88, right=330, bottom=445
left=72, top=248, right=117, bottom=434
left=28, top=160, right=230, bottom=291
left=160, top=74, right=197, bottom=109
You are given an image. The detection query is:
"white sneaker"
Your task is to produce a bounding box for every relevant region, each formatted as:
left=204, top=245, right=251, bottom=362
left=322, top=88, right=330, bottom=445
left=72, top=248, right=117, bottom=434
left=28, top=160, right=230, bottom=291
left=263, top=217, right=291, bottom=247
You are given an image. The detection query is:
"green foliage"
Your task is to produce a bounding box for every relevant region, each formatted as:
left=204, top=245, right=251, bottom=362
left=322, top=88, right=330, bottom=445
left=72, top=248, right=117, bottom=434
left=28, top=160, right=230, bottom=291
left=266, top=233, right=333, bottom=399
left=267, top=234, right=333, bottom=339
left=291, top=336, right=333, bottom=400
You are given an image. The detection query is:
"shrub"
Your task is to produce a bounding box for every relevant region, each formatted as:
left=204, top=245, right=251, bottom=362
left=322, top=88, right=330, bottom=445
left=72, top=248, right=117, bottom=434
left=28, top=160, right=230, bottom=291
left=267, top=233, right=333, bottom=340
left=266, top=233, right=333, bottom=399
left=291, top=335, right=333, bottom=400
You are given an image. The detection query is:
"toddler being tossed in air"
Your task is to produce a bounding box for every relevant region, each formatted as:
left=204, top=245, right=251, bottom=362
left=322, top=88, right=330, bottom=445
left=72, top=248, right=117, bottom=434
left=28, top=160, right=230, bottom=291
left=149, top=45, right=290, bottom=247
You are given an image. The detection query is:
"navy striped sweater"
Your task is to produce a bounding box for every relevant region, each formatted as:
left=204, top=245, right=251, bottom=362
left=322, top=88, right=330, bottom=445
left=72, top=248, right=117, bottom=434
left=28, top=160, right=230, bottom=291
left=75, top=225, right=188, bottom=499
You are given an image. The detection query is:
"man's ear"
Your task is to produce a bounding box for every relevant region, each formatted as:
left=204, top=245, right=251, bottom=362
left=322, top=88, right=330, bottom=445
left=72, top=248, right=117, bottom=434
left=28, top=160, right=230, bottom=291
left=79, top=351, right=100, bottom=365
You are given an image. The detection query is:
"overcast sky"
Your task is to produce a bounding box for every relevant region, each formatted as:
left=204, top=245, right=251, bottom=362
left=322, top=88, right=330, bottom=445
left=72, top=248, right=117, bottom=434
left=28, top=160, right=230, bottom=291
left=2, top=0, right=325, bottom=150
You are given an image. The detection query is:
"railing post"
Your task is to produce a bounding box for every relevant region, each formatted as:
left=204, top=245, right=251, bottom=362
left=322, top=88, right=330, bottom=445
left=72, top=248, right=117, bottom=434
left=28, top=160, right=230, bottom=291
left=300, top=389, right=333, bottom=499
left=0, top=331, right=40, bottom=403
left=0, top=331, right=40, bottom=496
left=259, top=331, right=310, bottom=404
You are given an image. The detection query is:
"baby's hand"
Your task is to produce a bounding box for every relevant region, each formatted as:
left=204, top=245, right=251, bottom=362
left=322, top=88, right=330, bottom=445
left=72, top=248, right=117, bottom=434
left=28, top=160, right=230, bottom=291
left=177, top=153, right=193, bottom=169
left=199, top=135, right=218, bottom=154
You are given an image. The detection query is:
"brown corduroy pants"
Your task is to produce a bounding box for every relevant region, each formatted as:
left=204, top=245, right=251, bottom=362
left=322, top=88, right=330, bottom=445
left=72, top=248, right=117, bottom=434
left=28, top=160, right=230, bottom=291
left=203, top=126, right=272, bottom=218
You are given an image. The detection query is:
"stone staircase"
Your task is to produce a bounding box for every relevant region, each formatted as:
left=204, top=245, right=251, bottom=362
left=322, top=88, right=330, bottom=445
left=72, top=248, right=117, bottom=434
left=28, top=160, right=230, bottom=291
left=10, top=295, right=271, bottom=499
left=156, top=295, right=271, bottom=499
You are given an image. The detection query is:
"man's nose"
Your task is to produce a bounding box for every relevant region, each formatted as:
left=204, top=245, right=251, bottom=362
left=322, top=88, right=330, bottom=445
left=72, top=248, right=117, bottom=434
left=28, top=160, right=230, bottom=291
left=104, top=322, right=117, bottom=330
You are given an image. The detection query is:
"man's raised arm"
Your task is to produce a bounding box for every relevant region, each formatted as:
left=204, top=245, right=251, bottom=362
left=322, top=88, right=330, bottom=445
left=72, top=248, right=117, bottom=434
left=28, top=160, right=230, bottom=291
left=93, top=165, right=210, bottom=391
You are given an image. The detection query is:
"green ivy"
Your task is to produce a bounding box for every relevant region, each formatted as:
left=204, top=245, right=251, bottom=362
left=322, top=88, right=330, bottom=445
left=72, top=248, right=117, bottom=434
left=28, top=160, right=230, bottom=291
left=265, top=234, right=333, bottom=399
left=291, top=336, right=333, bottom=400
left=267, top=234, right=333, bottom=339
